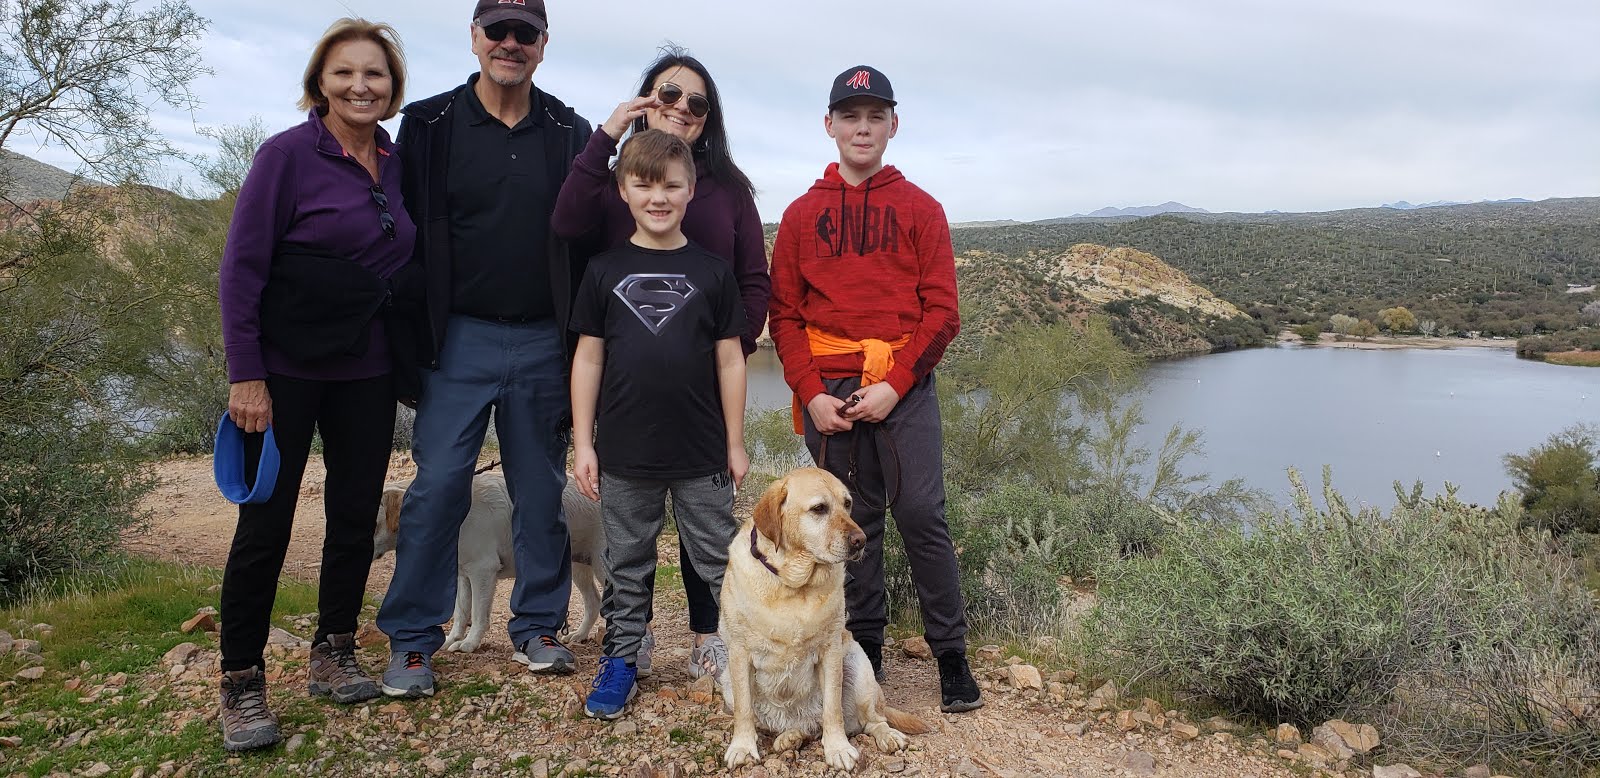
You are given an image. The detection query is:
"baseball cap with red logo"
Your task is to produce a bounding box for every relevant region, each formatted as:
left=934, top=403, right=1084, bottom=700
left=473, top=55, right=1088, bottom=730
left=474, top=0, right=548, bottom=32
left=828, top=65, right=896, bottom=110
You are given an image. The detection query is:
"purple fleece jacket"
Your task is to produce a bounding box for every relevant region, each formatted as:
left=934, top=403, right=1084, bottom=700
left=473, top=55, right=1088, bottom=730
left=550, top=130, right=770, bottom=355
left=219, top=112, right=416, bottom=383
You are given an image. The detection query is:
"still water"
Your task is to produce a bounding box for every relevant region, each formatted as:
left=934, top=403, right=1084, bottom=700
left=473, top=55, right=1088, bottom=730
left=746, top=345, right=1600, bottom=508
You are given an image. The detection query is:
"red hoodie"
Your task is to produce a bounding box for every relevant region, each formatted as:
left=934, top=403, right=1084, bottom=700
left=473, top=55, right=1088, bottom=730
left=768, top=163, right=961, bottom=403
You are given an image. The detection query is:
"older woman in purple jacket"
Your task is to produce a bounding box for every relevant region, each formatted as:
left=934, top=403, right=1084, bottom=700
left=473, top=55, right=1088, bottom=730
left=215, top=18, right=415, bottom=752
left=551, top=45, right=769, bottom=684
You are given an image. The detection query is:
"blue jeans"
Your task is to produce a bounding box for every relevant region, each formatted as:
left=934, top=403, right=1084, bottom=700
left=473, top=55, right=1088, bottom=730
left=378, top=315, right=571, bottom=654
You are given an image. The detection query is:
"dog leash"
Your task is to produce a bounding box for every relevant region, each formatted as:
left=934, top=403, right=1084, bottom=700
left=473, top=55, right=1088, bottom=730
left=474, top=460, right=500, bottom=475
left=749, top=526, right=782, bottom=576
left=817, top=419, right=900, bottom=513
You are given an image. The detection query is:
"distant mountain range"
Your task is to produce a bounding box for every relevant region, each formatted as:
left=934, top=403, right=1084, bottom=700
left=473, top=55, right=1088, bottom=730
left=1380, top=198, right=1534, bottom=210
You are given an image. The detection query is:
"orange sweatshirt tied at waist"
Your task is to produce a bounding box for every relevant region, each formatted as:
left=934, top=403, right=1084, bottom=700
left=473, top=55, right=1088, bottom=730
left=790, top=329, right=913, bottom=434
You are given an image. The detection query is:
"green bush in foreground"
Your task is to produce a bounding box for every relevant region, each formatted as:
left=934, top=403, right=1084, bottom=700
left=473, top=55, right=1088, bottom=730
left=1081, top=468, right=1600, bottom=772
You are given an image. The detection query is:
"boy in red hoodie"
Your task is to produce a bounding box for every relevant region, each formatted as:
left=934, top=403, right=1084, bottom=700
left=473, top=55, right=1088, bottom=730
left=767, top=65, right=982, bottom=713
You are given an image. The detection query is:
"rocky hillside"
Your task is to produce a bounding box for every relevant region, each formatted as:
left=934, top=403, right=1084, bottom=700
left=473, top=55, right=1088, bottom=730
left=0, top=149, right=99, bottom=203
left=955, top=243, right=1264, bottom=358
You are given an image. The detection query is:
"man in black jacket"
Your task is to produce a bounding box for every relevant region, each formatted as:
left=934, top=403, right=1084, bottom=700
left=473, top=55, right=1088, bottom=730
left=377, top=0, right=594, bottom=698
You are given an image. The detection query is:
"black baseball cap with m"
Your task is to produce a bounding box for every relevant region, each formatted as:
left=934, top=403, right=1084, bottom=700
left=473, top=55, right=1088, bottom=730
left=828, top=65, right=896, bottom=110
left=474, top=0, right=548, bottom=32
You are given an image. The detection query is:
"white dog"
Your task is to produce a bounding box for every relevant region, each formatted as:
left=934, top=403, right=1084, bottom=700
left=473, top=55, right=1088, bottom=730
left=719, top=468, right=929, bottom=771
left=373, top=473, right=605, bottom=653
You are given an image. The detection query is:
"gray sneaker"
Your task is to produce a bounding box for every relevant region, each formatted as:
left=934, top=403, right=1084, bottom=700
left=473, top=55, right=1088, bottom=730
left=688, top=634, right=728, bottom=684
left=309, top=633, right=380, bottom=704
left=381, top=650, right=435, bottom=698
left=636, top=628, right=655, bottom=678
left=512, top=634, right=575, bottom=675
left=219, top=666, right=281, bottom=752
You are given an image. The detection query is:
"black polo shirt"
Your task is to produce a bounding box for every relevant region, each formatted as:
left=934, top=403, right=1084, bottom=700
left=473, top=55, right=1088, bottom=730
left=447, top=74, right=553, bottom=321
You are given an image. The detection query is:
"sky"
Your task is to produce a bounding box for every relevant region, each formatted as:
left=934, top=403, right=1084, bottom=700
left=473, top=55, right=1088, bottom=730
left=13, top=0, right=1600, bottom=222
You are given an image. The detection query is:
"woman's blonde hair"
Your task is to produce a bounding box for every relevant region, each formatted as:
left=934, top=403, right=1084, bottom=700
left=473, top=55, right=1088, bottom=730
left=297, top=18, right=406, bottom=120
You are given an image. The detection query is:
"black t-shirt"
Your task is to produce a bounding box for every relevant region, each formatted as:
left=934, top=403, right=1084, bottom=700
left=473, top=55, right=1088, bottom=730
left=447, top=76, right=553, bottom=320
left=569, top=241, right=745, bottom=479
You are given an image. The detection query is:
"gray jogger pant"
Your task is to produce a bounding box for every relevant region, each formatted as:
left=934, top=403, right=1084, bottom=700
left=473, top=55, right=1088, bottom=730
left=599, top=470, right=737, bottom=661
left=802, top=372, right=969, bottom=655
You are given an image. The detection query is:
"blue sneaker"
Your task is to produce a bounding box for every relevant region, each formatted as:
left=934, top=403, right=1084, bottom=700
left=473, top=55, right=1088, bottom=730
left=584, top=656, right=638, bottom=720
left=512, top=634, right=576, bottom=675
left=381, top=651, right=434, bottom=698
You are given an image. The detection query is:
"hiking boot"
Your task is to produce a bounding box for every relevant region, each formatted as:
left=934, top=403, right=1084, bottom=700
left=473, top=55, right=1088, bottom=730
left=584, top=655, right=638, bottom=720
left=636, top=628, right=655, bottom=678
left=308, top=632, right=380, bottom=704
left=687, top=633, right=728, bottom=684
left=937, top=649, right=984, bottom=713
left=858, top=639, right=886, bottom=683
left=381, top=650, right=435, bottom=698
left=513, top=634, right=575, bottom=675
left=219, top=666, right=281, bottom=752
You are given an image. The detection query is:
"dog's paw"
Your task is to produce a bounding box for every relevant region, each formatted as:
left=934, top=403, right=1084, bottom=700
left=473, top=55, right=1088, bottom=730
left=822, top=734, right=860, bottom=771
left=772, top=729, right=808, bottom=753
left=866, top=722, right=909, bottom=753
left=447, top=636, right=483, bottom=653
left=723, top=738, right=761, bottom=769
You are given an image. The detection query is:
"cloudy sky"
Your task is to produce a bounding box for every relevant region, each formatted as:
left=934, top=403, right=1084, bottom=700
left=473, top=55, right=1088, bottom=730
left=16, top=0, right=1600, bottom=222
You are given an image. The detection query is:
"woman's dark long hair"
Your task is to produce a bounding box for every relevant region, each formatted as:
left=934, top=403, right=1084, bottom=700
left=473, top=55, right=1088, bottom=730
left=631, top=44, right=756, bottom=198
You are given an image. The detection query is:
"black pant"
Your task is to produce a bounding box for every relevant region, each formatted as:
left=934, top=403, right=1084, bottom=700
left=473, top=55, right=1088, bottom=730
left=803, top=373, right=969, bottom=655
left=219, top=374, right=396, bottom=672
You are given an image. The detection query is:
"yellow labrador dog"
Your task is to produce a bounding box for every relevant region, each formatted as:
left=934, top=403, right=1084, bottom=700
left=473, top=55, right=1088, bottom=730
left=373, top=473, right=606, bottom=653
left=720, top=468, right=929, bottom=771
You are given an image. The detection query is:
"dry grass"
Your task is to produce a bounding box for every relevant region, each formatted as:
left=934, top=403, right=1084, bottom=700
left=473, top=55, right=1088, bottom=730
left=1545, top=351, right=1600, bottom=367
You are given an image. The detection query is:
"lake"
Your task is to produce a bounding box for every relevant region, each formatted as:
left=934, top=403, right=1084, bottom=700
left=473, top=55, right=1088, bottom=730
left=745, top=345, right=1600, bottom=509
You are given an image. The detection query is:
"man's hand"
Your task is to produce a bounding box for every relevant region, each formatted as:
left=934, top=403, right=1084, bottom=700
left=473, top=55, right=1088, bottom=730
left=600, top=95, right=660, bottom=140
left=228, top=380, right=272, bottom=433
left=807, top=393, right=854, bottom=435
left=840, top=382, right=900, bottom=424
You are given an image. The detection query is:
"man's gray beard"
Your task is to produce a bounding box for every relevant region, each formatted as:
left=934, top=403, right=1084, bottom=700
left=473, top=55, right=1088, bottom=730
left=487, top=71, right=528, bottom=87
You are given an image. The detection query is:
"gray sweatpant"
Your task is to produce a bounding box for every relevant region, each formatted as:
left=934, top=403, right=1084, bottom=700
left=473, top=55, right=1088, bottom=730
left=598, top=470, right=737, bottom=661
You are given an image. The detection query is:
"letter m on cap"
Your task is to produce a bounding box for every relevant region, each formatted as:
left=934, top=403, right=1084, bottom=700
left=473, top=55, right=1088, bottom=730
left=845, top=70, right=872, bottom=90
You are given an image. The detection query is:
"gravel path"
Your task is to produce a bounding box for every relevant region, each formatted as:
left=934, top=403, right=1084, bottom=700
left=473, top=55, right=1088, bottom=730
left=130, top=457, right=1306, bottom=778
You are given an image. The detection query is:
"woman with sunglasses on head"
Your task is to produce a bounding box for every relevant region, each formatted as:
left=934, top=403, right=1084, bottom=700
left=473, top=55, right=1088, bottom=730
left=215, top=17, right=421, bottom=752
left=552, top=45, right=769, bottom=685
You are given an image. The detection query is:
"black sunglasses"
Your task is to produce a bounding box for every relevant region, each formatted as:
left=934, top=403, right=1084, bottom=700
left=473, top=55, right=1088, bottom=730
left=370, top=184, right=395, bottom=240
left=480, top=21, right=541, bottom=45
left=655, top=82, right=710, bottom=119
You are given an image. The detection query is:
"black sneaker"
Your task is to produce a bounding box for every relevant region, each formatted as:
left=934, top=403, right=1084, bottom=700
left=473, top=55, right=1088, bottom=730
left=937, top=649, right=983, bottom=713
left=858, top=639, right=886, bottom=683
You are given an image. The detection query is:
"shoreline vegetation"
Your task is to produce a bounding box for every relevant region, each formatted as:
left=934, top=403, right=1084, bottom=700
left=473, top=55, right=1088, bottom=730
left=1276, top=330, right=1518, bottom=351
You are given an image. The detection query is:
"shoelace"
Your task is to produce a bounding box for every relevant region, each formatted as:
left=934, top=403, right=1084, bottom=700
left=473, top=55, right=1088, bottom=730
left=537, top=635, right=563, bottom=650
left=329, top=645, right=364, bottom=679
left=698, top=638, right=728, bottom=678
left=403, top=651, right=427, bottom=671
left=226, top=674, right=272, bottom=725
left=591, top=658, right=627, bottom=691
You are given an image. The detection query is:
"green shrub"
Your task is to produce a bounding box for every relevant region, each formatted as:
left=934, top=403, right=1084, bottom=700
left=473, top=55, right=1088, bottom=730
left=1081, top=469, right=1600, bottom=770
left=1505, top=425, right=1600, bottom=536
left=0, top=427, right=156, bottom=605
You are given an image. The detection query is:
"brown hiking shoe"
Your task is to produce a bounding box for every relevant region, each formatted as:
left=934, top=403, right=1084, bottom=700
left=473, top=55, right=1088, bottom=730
left=219, top=666, right=281, bottom=752
left=309, top=632, right=380, bottom=704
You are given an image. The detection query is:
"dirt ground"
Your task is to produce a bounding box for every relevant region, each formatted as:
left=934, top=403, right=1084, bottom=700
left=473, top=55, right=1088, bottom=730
left=128, top=456, right=1311, bottom=778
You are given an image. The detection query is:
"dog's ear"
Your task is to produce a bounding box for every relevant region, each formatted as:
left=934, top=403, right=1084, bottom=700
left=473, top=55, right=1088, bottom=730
left=383, top=487, right=404, bottom=535
left=752, top=477, right=787, bottom=548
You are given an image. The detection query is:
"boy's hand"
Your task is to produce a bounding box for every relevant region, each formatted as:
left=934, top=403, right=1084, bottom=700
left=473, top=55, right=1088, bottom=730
left=807, top=393, right=854, bottom=435
left=600, top=95, right=661, bottom=140
left=728, top=445, right=749, bottom=489
left=841, top=382, right=900, bottom=424
left=573, top=448, right=601, bottom=501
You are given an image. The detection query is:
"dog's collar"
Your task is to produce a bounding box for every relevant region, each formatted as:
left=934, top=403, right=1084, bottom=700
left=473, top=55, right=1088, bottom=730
left=749, top=526, right=781, bottom=577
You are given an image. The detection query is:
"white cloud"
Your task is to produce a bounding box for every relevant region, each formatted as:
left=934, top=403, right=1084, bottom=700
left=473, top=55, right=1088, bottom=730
left=40, top=0, right=1600, bottom=220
